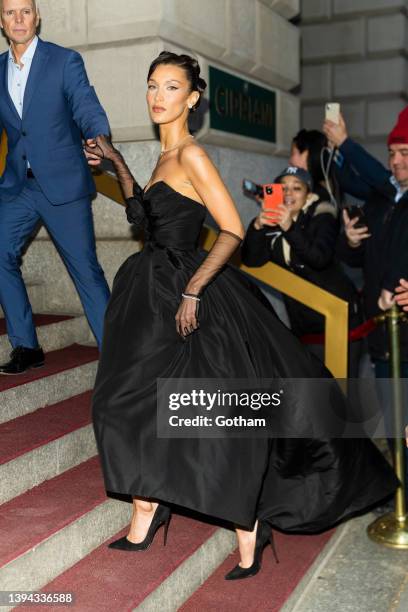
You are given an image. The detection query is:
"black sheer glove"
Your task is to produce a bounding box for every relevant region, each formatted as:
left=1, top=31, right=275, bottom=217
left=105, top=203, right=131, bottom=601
left=85, top=135, right=137, bottom=199
left=85, top=135, right=145, bottom=227
left=175, top=230, right=242, bottom=337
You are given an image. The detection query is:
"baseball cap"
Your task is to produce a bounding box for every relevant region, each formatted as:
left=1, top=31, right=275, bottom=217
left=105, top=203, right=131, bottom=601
left=275, top=166, right=313, bottom=191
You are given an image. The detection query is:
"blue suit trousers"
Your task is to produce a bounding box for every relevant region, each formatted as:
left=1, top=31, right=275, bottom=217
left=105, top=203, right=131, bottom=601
left=0, top=177, right=110, bottom=349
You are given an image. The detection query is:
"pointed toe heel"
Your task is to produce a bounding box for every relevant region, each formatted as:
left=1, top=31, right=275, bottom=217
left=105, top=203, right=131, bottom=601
left=224, top=560, right=261, bottom=581
left=224, top=521, right=278, bottom=581
left=108, top=536, right=138, bottom=551
left=108, top=504, right=171, bottom=552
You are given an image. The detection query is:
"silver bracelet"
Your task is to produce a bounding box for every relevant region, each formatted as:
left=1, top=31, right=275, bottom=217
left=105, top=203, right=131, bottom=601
left=182, top=293, right=201, bottom=302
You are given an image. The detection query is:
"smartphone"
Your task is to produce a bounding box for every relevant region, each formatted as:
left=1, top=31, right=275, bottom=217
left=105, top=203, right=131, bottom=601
left=325, top=102, right=340, bottom=124
left=263, top=184, right=284, bottom=213
left=345, top=205, right=366, bottom=229
left=243, top=178, right=263, bottom=198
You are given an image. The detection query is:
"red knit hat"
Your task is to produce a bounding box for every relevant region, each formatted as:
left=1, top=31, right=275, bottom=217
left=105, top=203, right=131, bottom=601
left=388, top=106, right=408, bottom=146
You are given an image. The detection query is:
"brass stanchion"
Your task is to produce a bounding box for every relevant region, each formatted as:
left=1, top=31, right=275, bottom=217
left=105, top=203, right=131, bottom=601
left=367, top=304, right=408, bottom=548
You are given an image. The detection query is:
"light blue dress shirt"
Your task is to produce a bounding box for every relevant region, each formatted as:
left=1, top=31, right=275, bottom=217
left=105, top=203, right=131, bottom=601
left=390, top=175, right=407, bottom=203
left=7, top=35, right=38, bottom=168
left=7, top=35, right=38, bottom=119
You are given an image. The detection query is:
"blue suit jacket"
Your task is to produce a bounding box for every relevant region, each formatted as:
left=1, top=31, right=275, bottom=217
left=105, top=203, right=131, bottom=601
left=338, top=138, right=391, bottom=199
left=0, top=38, right=110, bottom=205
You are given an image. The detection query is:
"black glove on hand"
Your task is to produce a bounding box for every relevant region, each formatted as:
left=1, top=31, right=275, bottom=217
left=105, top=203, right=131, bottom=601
left=85, top=135, right=136, bottom=199
left=175, top=230, right=242, bottom=337
left=85, top=135, right=145, bottom=227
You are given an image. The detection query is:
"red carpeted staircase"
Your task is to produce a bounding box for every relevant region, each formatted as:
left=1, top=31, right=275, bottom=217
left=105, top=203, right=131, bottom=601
left=0, top=314, right=336, bottom=611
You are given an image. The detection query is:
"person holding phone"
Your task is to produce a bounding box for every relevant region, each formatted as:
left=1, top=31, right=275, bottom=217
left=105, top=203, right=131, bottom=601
left=326, top=108, right=408, bottom=367
left=241, top=166, right=363, bottom=377
left=289, top=129, right=342, bottom=205
left=327, top=108, right=408, bottom=506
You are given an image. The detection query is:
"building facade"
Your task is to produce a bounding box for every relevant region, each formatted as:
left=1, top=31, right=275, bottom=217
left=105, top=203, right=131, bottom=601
left=301, top=0, right=408, bottom=164
left=0, top=0, right=300, bottom=314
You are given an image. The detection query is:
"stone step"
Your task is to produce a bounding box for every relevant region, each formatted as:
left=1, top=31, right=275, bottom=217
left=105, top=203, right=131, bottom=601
left=15, top=515, right=236, bottom=612
left=10, top=510, right=336, bottom=612
left=0, top=282, right=45, bottom=318
left=21, top=239, right=138, bottom=314
left=0, top=344, right=98, bottom=425
left=0, top=457, right=130, bottom=607
left=0, top=314, right=91, bottom=363
left=180, top=529, right=334, bottom=612
left=0, top=391, right=95, bottom=505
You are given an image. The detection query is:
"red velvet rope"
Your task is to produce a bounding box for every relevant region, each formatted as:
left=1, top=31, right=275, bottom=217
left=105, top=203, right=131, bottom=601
left=300, top=318, right=378, bottom=345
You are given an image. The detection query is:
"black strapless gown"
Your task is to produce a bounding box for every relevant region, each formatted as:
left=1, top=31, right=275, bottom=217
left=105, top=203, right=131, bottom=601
left=92, top=181, right=397, bottom=531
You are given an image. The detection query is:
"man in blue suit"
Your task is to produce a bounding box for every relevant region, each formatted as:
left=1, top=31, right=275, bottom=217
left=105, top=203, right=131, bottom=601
left=0, top=0, right=111, bottom=374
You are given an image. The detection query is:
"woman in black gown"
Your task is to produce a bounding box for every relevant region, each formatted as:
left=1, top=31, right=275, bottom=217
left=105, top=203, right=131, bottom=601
left=90, top=52, right=398, bottom=581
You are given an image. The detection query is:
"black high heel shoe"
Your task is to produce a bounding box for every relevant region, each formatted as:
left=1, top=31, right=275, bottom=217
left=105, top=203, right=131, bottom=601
left=108, top=504, right=171, bottom=551
left=224, top=520, right=279, bottom=580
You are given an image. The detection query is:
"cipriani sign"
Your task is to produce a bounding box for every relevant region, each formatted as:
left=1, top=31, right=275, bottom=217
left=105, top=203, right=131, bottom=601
left=192, top=60, right=284, bottom=155
left=210, top=66, right=276, bottom=144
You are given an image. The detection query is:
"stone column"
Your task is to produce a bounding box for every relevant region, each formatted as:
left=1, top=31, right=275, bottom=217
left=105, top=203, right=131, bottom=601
left=300, top=0, right=407, bottom=163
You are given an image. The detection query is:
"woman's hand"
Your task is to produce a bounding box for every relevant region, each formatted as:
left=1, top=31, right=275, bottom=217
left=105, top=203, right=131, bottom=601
left=175, top=296, right=200, bottom=337
left=84, top=134, right=120, bottom=163
left=323, top=112, right=348, bottom=148
left=253, top=210, right=281, bottom=230
left=378, top=289, right=395, bottom=311
left=343, top=209, right=370, bottom=248
left=255, top=204, right=292, bottom=231
left=271, top=203, right=293, bottom=232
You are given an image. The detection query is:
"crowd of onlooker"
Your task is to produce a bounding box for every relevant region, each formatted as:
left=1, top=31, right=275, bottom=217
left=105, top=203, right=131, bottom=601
left=242, top=106, right=408, bottom=500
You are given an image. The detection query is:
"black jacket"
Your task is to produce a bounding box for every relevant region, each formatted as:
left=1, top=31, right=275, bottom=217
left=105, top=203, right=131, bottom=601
left=337, top=181, right=408, bottom=360
left=242, top=197, right=361, bottom=337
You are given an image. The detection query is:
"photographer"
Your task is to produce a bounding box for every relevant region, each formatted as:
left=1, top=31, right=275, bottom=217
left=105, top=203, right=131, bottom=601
left=241, top=167, right=362, bottom=376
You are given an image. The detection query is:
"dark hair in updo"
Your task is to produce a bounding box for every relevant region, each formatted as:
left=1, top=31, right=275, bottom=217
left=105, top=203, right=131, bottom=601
left=147, top=51, right=207, bottom=112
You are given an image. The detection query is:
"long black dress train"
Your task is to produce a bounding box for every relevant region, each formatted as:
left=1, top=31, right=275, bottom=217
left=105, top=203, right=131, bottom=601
left=93, top=180, right=397, bottom=531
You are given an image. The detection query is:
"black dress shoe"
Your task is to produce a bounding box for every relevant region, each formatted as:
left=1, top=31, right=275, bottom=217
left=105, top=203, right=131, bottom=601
left=108, top=504, right=171, bottom=552
left=0, top=346, right=45, bottom=375
left=225, top=521, right=279, bottom=581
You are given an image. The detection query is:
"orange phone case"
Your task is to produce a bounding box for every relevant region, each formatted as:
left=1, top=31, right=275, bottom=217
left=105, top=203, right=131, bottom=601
left=262, top=184, right=284, bottom=213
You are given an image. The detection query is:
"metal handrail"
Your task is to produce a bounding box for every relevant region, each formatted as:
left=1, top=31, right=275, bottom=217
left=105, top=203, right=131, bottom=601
left=0, top=134, right=348, bottom=377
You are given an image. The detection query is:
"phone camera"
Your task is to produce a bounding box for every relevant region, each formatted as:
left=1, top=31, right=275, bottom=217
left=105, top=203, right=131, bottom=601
left=265, top=187, right=273, bottom=195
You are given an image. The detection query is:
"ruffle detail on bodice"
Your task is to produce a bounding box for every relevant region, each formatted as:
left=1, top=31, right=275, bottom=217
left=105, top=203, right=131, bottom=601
left=125, top=182, right=145, bottom=227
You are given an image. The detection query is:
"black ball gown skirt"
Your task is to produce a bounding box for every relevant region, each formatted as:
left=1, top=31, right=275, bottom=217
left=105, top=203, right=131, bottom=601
left=92, top=182, right=397, bottom=531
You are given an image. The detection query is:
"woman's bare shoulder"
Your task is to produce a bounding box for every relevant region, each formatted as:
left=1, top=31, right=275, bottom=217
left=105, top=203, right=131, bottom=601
left=179, top=140, right=209, bottom=164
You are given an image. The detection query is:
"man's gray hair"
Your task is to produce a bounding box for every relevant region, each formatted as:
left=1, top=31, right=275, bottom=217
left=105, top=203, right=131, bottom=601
left=0, top=0, right=39, bottom=11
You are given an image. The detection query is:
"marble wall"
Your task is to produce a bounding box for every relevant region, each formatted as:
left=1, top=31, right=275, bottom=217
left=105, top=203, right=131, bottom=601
left=0, top=0, right=301, bottom=154
left=300, top=0, right=408, bottom=163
